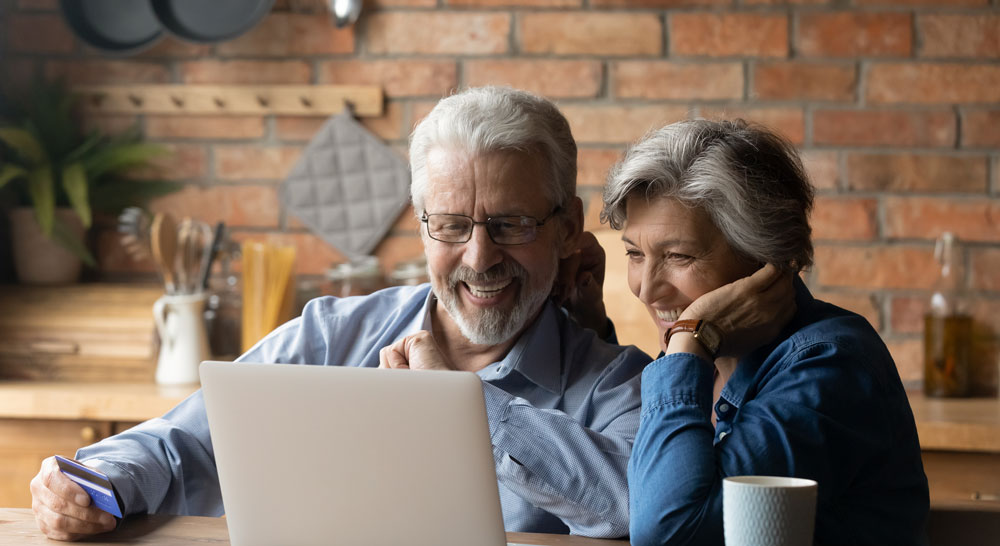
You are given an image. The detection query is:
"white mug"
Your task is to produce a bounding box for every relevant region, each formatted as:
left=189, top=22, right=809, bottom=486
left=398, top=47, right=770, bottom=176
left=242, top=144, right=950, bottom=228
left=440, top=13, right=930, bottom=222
left=723, top=475, right=818, bottom=546
left=153, top=293, right=211, bottom=385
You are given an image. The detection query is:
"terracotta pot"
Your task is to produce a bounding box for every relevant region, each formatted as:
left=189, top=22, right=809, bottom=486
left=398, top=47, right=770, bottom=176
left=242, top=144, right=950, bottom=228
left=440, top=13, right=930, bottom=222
left=9, top=208, right=85, bottom=284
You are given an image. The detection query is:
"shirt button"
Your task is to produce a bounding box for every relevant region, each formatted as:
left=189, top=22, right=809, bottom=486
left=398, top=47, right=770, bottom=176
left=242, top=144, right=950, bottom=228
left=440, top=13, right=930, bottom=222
left=718, top=403, right=730, bottom=413
left=718, top=431, right=728, bottom=440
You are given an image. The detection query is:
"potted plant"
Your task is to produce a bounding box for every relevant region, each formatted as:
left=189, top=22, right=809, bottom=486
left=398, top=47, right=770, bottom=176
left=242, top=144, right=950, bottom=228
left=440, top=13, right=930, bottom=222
left=0, top=81, right=177, bottom=284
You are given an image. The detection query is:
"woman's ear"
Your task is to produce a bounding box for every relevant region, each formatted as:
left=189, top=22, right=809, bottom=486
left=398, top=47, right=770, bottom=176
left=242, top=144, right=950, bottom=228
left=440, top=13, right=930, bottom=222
left=557, top=197, right=585, bottom=260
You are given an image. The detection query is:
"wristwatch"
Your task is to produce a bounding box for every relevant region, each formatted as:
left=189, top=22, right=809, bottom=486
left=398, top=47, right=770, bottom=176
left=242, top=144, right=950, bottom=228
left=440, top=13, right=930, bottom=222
left=665, top=319, right=723, bottom=359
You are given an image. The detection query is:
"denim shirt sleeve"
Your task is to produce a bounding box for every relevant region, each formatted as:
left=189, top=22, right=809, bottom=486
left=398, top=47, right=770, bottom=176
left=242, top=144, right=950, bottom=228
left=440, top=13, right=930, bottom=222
left=628, top=342, right=907, bottom=546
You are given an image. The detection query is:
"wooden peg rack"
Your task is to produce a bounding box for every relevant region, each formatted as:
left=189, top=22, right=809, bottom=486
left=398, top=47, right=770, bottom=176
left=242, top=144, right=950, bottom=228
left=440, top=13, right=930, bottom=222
left=74, top=85, right=383, bottom=117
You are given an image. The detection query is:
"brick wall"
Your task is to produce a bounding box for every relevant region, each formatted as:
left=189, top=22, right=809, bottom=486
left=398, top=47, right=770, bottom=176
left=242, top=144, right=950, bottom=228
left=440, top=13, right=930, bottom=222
left=1, top=0, right=998, bottom=390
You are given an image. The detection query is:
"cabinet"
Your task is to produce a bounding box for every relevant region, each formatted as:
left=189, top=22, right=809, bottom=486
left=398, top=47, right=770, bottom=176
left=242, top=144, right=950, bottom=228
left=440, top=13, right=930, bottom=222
left=0, top=382, right=197, bottom=508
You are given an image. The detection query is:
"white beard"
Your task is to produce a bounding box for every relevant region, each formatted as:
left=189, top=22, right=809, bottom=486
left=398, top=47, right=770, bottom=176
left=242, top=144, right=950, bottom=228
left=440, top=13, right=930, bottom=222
left=433, top=257, right=557, bottom=346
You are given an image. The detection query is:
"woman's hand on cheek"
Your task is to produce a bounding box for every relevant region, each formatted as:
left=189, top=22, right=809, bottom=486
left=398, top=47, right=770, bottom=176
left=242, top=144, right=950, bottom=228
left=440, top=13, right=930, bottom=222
left=679, top=263, right=797, bottom=360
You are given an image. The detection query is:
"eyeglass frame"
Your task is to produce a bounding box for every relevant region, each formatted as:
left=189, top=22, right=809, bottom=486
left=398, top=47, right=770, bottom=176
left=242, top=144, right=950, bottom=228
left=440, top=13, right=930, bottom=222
left=420, top=206, right=563, bottom=245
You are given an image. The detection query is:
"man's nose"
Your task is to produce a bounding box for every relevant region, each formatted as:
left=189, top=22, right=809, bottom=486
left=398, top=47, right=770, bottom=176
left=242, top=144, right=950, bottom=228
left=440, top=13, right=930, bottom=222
left=462, top=224, right=503, bottom=273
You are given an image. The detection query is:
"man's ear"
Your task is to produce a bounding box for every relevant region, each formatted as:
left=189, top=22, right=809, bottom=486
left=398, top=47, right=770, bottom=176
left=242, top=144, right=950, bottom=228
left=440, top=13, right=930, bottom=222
left=557, top=196, right=585, bottom=259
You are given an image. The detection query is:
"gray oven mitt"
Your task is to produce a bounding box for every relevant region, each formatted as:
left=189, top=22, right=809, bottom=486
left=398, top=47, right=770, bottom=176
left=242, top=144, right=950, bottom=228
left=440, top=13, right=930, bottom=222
left=280, top=110, right=411, bottom=259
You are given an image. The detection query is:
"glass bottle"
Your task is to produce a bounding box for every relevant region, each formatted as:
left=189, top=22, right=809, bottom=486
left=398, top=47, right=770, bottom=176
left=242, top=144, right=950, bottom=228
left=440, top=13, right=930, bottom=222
left=323, top=256, right=384, bottom=298
left=923, top=232, right=972, bottom=398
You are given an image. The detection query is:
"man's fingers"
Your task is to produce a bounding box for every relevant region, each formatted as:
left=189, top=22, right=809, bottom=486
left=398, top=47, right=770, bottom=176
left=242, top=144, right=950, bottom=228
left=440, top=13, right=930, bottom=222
left=34, top=502, right=114, bottom=538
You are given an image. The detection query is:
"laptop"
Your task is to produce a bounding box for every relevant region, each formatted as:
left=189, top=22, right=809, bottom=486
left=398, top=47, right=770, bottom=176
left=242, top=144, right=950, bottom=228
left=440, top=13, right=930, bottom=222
left=200, top=361, right=509, bottom=546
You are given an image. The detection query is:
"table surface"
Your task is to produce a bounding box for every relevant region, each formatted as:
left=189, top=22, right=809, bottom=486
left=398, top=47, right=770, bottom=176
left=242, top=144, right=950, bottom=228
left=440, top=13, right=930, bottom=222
left=0, top=508, right=628, bottom=545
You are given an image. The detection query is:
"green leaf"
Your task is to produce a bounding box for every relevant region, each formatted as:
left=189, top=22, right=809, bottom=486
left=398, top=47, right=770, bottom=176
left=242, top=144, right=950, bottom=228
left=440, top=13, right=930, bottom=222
left=27, top=167, right=55, bottom=236
left=0, top=127, right=45, bottom=165
left=61, top=162, right=91, bottom=228
left=51, top=217, right=97, bottom=267
left=63, top=130, right=104, bottom=164
left=0, top=164, right=28, bottom=189
left=89, top=178, right=183, bottom=214
left=83, top=142, right=168, bottom=180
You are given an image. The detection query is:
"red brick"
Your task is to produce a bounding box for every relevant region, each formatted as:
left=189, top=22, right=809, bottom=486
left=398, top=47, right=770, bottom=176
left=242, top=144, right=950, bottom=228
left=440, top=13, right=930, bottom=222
left=591, top=0, right=728, bottom=6
left=5, top=13, right=74, bottom=53
left=867, top=63, right=1000, bottom=105
left=217, top=13, right=354, bottom=56
left=699, top=106, right=805, bottom=145
left=274, top=101, right=406, bottom=142
left=374, top=234, right=425, bottom=273
left=613, top=62, right=742, bottom=100
left=814, top=245, right=938, bottom=290
left=146, top=116, right=266, bottom=140
left=847, top=154, right=987, bottom=193
left=390, top=205, right=421, bottom=235
left=670, top=13, right=787, bottom=58
left=45, top=60, right=170, bottom=85
left=962, top=110, right=1000, bottom=149
left=365, top=13, right=510, bottom=55
left=448, top=0, right=579, bottom=6
left=811, top=196, right=877, bottom=242
left=813, top=109, right=955, bottom=148
left=138, top=37, right=213, bottom=59
left=179, top=60, right=311, bottom=84
left=369, top=0, right=436, bottom=6
left=578, top=148, right=624, bottom=189
left=215, top=146, right=302, bottom=181
left=797, top=12, right=912, bottom=58
left=884, top=196, right=1000, bottom=242
left=410, top=101, right=438, bottom=132
left=466, top=60, right=603, bottom=99
left=143, top=144, right=208, bottom=181
left=801, top=150, right=840, bottom=191
left=521, top=13, right=661, bottom=56
left=583, top=190, right=606, bottom=232
left=812, top=290, right=881, bottom=330
left=855, top=0, right=988, bottom=8
left=150, top=185, right=280, bottom=228
left=743, top=0, right=829, bottom=4
left=884, top=338, right=923, bottom=385
left=971, top=249, right=1000, bottom=291
left=752, top=61, right=856, bottom=102
left=560, top=105, right=689, bottom=144
left=318, top=60, right=456, bottom=98
left=890, top=296, right=927, bottom=335
left=919, top=14, right=1000, bottom=59
left=0, top=58, right=36, bottom=95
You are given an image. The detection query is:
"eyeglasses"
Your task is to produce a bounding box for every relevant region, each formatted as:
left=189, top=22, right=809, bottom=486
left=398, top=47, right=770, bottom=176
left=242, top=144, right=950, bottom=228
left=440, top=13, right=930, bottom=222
left=421, top=207, right=562, bottom=245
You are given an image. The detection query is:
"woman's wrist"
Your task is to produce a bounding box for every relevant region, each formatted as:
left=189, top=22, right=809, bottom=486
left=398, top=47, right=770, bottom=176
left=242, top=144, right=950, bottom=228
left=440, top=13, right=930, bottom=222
left=665, top=331, right=713, bottom=362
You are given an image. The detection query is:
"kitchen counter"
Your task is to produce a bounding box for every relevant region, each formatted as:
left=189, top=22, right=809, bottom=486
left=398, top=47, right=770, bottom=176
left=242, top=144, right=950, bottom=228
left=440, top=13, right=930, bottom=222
left=908, top=391, right=1000, bottom=453
left=0, top=381, right=199, bottom=421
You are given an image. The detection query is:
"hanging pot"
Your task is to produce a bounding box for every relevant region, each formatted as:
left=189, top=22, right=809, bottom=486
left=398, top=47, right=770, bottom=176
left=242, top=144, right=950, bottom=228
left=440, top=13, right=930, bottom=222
left=9, top=208, right=85, bottom=285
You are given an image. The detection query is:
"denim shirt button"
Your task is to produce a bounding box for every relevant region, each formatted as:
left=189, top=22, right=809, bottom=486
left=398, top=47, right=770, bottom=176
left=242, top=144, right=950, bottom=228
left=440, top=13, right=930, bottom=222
left=718, top=403, right=730, bottom=413
left=718, top=431, right=728, bottom=441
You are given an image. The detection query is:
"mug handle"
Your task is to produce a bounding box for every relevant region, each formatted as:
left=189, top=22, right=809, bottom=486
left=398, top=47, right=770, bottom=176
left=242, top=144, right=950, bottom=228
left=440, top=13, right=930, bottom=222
left=152, top=297, right=173, bottom=351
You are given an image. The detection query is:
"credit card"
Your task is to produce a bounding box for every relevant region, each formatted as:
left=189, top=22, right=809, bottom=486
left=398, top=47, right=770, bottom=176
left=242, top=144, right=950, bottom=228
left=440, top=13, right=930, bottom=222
left=54, top=455, right=123, bottom=518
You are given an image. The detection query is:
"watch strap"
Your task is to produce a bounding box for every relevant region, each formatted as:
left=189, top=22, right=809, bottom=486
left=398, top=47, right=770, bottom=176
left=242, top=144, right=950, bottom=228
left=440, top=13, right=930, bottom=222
left=665, top=319, right=721, bottom=359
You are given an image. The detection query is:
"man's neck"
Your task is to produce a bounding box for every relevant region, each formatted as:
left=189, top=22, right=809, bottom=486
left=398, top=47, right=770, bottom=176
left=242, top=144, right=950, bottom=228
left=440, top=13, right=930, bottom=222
left=430, top=299, right=536, bottom=373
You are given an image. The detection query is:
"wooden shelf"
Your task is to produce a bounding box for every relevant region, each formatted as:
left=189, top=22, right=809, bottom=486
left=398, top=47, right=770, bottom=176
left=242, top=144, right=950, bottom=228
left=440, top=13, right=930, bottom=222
left=907, top=391, right=1000, bottom=453
left=0, top=382, right=198, bottom=422
left=74, top=85, right=383, bottom=117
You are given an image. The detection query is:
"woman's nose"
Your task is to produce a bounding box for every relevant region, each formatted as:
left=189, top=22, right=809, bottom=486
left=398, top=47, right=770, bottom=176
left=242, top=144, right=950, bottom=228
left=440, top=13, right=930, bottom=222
left=636, top=261, right=671, bottom=306
left=462, top=224, right=503, bottom=273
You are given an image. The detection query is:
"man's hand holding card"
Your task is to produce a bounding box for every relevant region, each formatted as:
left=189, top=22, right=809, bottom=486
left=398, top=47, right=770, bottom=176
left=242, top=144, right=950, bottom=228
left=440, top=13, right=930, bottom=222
left=30, top=455, right=120, bottom=541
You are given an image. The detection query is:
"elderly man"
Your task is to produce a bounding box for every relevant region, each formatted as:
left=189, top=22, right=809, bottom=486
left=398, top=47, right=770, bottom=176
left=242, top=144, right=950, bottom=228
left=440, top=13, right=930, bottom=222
left=29, top=86, right=650, bottom=540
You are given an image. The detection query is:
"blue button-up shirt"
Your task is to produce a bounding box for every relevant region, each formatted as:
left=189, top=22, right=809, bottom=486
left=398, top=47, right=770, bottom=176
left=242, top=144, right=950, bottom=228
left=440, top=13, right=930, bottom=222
left=628, top=279, right=929, bottom=546
left=78, top=284, right=651, bottom=538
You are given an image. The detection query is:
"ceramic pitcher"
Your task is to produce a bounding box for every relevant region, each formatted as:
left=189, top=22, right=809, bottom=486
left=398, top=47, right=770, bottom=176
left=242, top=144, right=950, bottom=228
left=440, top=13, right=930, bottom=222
left=153, top=293, right=211, bottom=385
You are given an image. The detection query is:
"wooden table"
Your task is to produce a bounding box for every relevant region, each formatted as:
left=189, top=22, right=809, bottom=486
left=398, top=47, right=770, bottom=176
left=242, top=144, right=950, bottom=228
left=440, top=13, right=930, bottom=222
left=0, top=508, right=629, bottom=545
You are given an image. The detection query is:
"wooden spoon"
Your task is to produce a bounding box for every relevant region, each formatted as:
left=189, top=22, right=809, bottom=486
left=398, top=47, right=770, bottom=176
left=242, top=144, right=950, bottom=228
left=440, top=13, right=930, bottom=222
left=150, top=212, right=178, bottom=294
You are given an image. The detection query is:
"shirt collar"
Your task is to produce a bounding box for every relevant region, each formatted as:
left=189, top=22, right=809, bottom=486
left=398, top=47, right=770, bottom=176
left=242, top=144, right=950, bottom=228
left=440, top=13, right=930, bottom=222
left=419, top=292, right=563, bottom=395
left=719, top=276, right=814, bottom=409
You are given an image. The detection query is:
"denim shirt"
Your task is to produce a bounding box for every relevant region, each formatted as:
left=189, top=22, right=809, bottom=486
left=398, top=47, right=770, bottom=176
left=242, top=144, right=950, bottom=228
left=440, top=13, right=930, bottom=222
left=629, top=279, right=929, bottom=546
left=77, top=284, right=650, bottom=538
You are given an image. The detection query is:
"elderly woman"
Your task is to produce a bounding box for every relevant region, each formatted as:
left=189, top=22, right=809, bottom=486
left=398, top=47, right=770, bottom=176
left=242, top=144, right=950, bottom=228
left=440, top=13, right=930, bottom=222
left=601, top=120, right=929, bottom=545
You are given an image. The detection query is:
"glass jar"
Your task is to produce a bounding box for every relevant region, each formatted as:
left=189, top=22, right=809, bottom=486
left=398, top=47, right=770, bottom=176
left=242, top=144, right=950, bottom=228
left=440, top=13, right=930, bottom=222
left=923, top=232, right=972, bottom=398
left=323, top=256, right=384, bottom=298
left=388, top=257, right=429, bottom=286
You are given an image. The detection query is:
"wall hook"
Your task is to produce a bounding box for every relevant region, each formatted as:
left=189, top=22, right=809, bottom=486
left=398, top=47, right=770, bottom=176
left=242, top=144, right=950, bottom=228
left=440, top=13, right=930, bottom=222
left=214, top=97, right=226, bottom=108
left=128, top=94, right=144, bottom=107
left=256, top=95, right=269, bottom=108
left=171, top=95, right=185, bottom=108
left=89, top=93, right=106, bottom=107
left=300, top=96, right=312, bottom=108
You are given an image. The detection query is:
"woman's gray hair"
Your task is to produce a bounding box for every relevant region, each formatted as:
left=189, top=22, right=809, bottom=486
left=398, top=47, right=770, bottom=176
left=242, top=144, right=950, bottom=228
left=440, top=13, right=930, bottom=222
left=409, top=86, right=577, bottom=213
left=602, top=119, right=814, bottom=272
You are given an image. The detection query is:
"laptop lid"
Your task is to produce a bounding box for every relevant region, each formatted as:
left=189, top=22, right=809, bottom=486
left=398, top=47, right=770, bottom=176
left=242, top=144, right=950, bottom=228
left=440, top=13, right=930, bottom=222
left=200, top=361, right=508, bottom=546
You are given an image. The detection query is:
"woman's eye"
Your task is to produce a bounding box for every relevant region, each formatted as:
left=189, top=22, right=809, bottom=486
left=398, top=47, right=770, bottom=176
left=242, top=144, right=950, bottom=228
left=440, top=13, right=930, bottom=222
left=668, top=253, right=694, bottom=262
left=625, top=249, right=642, bottom=260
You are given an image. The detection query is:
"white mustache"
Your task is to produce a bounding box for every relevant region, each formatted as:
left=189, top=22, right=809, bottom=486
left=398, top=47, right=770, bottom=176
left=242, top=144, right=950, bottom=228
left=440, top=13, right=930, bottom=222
left=448, top=262, right=525, bottom=287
